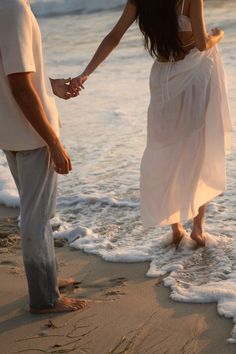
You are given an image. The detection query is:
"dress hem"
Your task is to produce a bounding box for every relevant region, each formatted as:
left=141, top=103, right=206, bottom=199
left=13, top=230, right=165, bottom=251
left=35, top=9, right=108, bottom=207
left=141, top=188, right=225, bottom=229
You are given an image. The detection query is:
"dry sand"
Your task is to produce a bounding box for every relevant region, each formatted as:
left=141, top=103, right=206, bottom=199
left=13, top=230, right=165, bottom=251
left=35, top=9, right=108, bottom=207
left=0, top=204, right=235, bottom=354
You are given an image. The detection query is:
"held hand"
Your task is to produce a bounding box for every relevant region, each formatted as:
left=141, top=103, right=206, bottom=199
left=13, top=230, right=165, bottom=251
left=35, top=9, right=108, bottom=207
left=70, top=74, right=89, bottom=92
left=51, top=78, right=81, bottom=100
left=49, top=140, right=72, bottom=174
left=210, top=28, right=224, bottom=40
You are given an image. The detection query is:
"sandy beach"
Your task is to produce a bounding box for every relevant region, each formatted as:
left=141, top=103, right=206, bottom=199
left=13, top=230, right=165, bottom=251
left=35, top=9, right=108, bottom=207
left=0, top=204, right=235, bottom=354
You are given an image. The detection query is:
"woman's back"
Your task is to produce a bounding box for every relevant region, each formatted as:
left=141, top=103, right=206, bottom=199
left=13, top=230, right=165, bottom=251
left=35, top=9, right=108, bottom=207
left=178, top=0, right=192, bottom=33
left=158, top=0, right=195, bottom=62
left=177, top=0, right=195, bottom=53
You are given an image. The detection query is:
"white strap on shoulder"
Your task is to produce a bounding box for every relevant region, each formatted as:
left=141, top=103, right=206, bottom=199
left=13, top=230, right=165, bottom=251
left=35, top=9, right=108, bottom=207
left=181, top=0, right=185, bottom=14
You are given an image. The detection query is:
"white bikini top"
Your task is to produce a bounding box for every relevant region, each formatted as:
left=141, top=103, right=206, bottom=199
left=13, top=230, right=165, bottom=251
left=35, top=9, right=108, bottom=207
left=178, top=0, right=192, bottom=32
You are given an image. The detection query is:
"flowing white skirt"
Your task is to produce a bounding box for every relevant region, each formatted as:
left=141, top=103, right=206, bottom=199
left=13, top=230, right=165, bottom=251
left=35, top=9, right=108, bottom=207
left=140, top=46, right=233, bottom=227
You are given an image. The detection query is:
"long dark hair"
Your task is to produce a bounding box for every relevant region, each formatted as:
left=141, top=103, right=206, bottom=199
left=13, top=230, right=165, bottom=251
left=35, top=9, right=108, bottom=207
left=131, top=0, right=183, bottom=59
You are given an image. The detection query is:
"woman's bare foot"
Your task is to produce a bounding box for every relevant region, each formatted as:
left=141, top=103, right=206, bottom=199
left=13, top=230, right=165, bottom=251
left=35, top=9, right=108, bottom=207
left=173, top=230, right=185, bottom=248
left=30, top=297, right=88, bottom=314
left=190, top=227, right=206, bottom=247
left=172, top=223, right=185, bottom=248
left=190, top=205, right=207, bottom=247
left=58, top=277, right=80, bottom=289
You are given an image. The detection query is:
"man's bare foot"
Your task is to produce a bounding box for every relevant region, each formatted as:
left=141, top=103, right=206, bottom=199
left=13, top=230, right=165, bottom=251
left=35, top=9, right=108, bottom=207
left=190, top=228, right=206, bottom=247
left=30, top=297, right=88, bottom=314
left=58, top=277, right=80, bottom=289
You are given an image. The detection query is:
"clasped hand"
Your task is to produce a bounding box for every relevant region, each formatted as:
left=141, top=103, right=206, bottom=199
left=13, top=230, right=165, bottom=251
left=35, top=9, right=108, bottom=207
left=51, top=75, right=88, bottom=100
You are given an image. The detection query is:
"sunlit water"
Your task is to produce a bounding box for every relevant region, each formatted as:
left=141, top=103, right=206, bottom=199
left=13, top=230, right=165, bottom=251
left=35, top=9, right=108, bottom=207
left=1, top=0, right=236, bottom=342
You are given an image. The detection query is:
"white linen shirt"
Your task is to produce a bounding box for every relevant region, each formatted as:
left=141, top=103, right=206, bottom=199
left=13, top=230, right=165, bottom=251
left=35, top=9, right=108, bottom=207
left=0, top=0, right=59, bottom=151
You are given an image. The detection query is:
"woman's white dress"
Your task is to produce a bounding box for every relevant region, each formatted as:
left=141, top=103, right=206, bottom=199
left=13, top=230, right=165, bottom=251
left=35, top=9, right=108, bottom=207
left=140, top=46, right=233, bottom=227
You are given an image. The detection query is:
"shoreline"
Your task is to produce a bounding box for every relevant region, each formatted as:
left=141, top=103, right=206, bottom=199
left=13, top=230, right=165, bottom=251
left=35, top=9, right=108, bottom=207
left=0, top=204, right=19, bottom=219
left=0, top=204, right=236, bottom=354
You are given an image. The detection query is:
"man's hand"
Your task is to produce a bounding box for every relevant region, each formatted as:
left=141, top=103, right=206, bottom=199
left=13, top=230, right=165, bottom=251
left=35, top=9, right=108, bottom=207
left=49, top=140, right=72, bottom=174
left=50, top=78, right=80, bottom=100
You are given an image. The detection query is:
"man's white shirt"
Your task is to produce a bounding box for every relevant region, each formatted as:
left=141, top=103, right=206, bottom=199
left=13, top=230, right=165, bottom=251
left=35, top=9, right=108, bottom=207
left=0, top=0, right=59, bottom=151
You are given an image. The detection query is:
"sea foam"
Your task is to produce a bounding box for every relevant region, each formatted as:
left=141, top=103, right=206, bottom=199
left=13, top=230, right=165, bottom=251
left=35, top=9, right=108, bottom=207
left=54, top=228, right=236, bottom=342
left=0, top=155, right=19, bottom=208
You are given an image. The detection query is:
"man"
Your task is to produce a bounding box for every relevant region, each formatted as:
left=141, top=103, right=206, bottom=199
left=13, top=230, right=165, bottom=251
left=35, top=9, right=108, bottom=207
left=0, top=0, right=87, bottom=313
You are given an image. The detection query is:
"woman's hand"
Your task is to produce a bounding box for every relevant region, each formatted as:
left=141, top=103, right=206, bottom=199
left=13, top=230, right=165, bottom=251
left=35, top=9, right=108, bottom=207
left=70, top=74, right=89, bottom=92
left=209, top=28, right=224, bottom=41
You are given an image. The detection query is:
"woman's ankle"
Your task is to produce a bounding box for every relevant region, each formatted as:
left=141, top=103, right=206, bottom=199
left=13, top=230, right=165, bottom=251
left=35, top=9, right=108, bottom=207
left=192, top=224, right=204, bottom=235
left=172, top=223, right=184, bottom=235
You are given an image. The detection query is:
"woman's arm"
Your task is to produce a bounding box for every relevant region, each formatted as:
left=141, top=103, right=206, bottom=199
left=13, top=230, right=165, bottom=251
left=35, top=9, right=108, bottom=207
left=190, top=0, right=224, bottom=51
left=71, top=0, right=137, bottom=89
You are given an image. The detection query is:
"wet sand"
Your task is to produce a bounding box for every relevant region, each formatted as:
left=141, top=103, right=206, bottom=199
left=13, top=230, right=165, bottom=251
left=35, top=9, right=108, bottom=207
left=0, top=205, right=19, bottom=219
left=0, top=204, right=235, bottom=354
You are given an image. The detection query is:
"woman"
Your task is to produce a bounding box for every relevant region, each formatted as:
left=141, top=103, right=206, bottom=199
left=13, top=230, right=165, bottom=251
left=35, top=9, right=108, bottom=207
left=71, top=0, right=232, bottom=247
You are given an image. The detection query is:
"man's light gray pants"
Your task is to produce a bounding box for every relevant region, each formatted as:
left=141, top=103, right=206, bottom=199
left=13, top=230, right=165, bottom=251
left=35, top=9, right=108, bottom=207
left=4, top=147, right=60, bottom=309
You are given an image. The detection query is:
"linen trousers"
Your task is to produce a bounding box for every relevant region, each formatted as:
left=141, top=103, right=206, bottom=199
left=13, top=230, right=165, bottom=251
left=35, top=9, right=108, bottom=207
left=4, top=147, right=60, bottom=309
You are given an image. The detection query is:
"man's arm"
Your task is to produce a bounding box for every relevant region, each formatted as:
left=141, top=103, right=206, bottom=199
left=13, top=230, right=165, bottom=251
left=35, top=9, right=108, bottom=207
left=8, top=72, right=72, bottom=174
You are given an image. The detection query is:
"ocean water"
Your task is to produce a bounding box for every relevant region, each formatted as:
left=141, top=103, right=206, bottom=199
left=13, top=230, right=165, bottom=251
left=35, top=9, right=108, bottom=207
left=1, top=0, right=236, bottom=343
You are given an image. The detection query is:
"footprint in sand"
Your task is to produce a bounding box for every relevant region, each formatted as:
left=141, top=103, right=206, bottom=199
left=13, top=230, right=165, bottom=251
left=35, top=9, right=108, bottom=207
left=70, top=276, right=128, bottom=301
left=104, top=277, right=127, bottom=298
left=109, top=277, right=127, bottom=286
left=0, top=260, right=17, bottom=266
left=0, top=259, right=24, bottom=275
